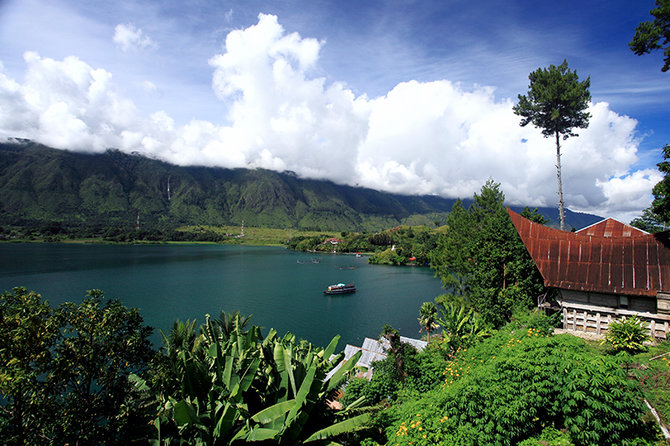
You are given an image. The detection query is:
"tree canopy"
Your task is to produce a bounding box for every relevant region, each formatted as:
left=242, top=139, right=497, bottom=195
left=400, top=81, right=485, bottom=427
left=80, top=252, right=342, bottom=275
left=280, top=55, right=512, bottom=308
left=630, top=0, right=670, bottom=72
left=513, top=60, right=591, bottom=230
left=0, top=288, right=155, bottom=445
left=428, top=180, right=546, bottom=328
left=651, top=144, right=670, bottom=224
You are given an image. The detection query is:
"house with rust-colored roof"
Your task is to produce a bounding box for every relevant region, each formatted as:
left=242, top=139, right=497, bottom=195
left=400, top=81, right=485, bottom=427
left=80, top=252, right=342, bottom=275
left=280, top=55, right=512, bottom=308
left=508, top=208, right=670, bottom=338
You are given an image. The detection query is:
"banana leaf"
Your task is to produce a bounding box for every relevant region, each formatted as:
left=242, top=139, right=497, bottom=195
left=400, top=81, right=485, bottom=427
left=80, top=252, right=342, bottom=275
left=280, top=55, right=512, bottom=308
left=250, top=399, right=296, bottom=424
left=247, top=427, right=281, bottom=441
left=326, top=350, right=362, bottom=392
left=173, top=399, right=199, bottom=427
left=303, top=413, right=372, bottom=442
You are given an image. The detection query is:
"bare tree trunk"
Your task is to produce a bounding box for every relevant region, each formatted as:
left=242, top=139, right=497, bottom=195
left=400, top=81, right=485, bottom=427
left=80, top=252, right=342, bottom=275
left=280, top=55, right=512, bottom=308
left=555, top=131, right=565, bottom=231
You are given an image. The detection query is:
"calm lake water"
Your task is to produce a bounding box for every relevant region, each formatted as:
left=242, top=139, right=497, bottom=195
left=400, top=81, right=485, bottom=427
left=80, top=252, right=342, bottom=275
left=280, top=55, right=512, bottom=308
left=0, top=243, right=445, bottom=349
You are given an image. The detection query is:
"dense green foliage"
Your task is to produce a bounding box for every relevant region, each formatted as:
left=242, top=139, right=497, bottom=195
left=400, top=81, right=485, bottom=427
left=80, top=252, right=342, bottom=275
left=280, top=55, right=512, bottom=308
left=375, top=328, right=655, bottom=445
left=367, top=226, right=440, bottom=265
left=287, top=231, right=375, bottom=253
left=0, top=290, right=371, bottom=445
left=429, top=181, right=546, bottom=327
left=0, top=287, right=154, bottom=445
left=513, top=60, right=591, bottom=230
left=1, top=286, right=667, bottom=446
left=341, top=310, right=660, bottom=446
left=137, top=314, right=371, bottom=444
left=286, top=225, right=441, bottom=266
left=341, top=338, right=446, bottom=407
left=630, top=0, right=670, bottom=72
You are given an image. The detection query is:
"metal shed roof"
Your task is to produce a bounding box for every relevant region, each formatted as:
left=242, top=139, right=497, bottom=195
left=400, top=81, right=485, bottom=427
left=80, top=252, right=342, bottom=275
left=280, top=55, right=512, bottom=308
left=508, top=208, right=670, bottom=297
left=325, top=336, right=427, bottom=381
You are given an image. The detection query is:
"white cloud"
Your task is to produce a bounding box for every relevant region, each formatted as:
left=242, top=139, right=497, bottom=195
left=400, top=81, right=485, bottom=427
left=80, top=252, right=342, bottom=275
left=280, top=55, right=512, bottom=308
left=138, top=80, right=157, bottom=92
left=0, top=15, right=659, bottom=222
left=113, top=23, right=156, bottom=52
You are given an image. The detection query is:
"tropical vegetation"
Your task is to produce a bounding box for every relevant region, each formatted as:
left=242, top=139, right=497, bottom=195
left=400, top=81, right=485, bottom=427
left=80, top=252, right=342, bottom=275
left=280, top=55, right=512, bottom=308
left=0, top=289, right=372, bottom=445
left=4, top=288, right=668, bottom=445
left=335, top=309, right=667, bottom=446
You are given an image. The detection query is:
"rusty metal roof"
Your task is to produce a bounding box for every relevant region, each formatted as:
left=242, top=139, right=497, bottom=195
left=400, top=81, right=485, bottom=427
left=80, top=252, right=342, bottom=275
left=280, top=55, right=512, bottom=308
left=508, top=208, right=670, bottom=296
left=576, top=218, right=648, bottom=238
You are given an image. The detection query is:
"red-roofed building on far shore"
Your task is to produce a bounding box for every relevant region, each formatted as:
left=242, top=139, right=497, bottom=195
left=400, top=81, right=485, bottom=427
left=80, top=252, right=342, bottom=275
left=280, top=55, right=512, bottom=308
left=508, top=208, right=670, bottom=338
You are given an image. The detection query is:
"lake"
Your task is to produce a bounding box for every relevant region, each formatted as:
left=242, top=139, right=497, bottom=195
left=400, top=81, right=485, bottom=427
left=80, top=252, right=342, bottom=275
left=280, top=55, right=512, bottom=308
left=0, top=243, right=445, bottom=349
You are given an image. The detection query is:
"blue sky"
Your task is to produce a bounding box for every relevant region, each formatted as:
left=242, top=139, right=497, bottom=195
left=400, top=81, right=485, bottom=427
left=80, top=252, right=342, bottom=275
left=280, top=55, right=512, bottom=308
left=0, top=0, right=668, bottom=222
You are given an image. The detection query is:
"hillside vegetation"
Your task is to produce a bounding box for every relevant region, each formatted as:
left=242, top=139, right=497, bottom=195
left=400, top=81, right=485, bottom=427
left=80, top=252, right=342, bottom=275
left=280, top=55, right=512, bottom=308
left=0, top=140, right=600, bottom=233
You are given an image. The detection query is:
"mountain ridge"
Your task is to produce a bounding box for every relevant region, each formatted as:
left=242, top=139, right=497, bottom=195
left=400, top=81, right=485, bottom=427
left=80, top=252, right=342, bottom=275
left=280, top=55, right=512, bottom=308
left=0, top=140, right=602, bottom=231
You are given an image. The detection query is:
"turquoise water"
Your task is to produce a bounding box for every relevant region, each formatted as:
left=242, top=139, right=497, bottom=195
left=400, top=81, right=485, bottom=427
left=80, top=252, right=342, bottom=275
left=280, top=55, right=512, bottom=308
left=0, top=243, right=445, bottom=348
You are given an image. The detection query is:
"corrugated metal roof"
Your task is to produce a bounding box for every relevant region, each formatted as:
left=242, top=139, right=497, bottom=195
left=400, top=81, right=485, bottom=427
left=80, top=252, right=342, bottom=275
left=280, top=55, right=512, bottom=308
left=508, top=208, right=670, bottom=296
left=576, top=218, right=648, bottom=238
left=325, top=336, right=427, bottom=381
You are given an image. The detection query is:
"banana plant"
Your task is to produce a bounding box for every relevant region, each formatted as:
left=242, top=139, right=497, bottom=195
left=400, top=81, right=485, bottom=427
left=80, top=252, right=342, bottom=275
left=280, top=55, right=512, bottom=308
left=437, top=303, right=488, bottom=355
left=136, top=316, right=372, bottom=445
left=239, top=333, right=369, bottom=444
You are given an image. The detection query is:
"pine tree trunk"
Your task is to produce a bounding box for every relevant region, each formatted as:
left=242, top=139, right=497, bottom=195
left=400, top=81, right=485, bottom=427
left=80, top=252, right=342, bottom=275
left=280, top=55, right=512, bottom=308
left=555, top=131, right=565, bottom=231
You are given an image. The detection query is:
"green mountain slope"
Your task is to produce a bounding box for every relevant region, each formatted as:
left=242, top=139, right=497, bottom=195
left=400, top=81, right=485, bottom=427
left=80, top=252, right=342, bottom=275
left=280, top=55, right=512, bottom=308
left=0, top=140, right=601, bottom=231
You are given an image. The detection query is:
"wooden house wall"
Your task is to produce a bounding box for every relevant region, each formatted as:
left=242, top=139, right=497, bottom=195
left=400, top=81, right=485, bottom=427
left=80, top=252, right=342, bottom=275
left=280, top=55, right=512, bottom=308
left=558, top=290, right=667, bottom=338
left=559, top=289, right=656, bottom=312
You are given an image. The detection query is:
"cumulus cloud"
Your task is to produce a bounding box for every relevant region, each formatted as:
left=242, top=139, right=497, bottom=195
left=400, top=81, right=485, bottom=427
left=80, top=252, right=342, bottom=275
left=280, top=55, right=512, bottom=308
left=0, top=14, right=658, bottom=221
left=113, top=23, right=156, bottom=52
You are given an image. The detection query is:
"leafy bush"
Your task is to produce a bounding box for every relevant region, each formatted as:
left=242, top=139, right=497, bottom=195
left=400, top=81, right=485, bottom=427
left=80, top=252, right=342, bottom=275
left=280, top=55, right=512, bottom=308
left=517, top=427, right=573, bottom=445
left=604, top=315, right=652, bottom=354
left=379, top=330, right=654, bottom=446
left=504, top=308, right=560, bottom=337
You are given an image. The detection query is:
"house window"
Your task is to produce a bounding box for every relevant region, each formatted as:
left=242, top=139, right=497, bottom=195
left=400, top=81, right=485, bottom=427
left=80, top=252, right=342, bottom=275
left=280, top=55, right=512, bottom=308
left=619, top=296, right=629, bottom=309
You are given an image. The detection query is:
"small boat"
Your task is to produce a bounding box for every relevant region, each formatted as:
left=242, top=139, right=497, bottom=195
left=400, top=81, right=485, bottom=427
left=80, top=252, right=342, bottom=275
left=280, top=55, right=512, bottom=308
left=323, top=283, right=356, bottom=295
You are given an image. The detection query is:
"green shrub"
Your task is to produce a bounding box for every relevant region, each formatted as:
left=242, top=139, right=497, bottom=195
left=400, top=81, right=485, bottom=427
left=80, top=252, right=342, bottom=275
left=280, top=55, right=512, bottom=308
left=380, top=330, right=652, bottom=446
left=518, top=427, right=573, bottom=445
left=505, top=308, right=559, bottom=337
left=604, top=315, right=652, bottom=354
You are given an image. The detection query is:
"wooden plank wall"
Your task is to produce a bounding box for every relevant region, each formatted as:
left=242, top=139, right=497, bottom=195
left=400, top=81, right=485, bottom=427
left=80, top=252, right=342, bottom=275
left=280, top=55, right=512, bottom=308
left=562, top=303, right=670, bottom=339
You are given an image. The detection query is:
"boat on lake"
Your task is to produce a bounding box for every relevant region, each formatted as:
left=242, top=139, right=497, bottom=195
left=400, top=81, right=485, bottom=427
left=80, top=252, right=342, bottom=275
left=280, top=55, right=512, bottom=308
left=324, top=283, right=356, bottom=295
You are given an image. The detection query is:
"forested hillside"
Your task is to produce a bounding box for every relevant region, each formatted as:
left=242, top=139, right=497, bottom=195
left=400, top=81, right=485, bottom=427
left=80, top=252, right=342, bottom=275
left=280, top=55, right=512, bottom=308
left=0, top=140, right=600, bottom=231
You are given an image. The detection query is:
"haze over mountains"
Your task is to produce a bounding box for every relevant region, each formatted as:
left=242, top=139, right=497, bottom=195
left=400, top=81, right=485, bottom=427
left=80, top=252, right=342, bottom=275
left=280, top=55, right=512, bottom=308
left=0, top=140, right=601, bottom=231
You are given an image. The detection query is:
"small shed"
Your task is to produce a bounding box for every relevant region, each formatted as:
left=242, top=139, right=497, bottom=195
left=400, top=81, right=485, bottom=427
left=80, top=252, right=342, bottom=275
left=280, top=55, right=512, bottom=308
left=326, top=336, right=427, bottom=381
left=508, top=208, right=670, bottom=338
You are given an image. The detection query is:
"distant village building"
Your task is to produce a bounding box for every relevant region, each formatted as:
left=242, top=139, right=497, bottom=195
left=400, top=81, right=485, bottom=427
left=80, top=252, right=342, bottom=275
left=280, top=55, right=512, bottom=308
left=322, top=238, right=343, bottom=245
left=508, top=208, right=670, bottom=338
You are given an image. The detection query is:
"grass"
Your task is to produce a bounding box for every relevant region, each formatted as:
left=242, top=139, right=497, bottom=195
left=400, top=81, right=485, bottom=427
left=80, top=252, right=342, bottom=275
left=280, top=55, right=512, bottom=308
left=177, top=225, right=337, bottom=246
left=630, top=342, right=670, bottom=429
